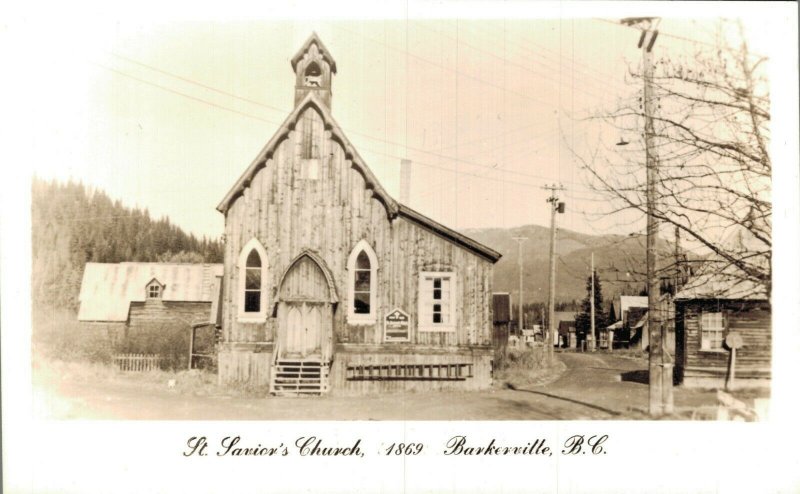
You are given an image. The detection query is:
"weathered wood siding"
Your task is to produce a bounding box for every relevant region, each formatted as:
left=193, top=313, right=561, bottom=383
left=218, top=343, right=274, bottom=385
left=675, top=299, right=771, bottom=387
left=330, top=345, right=493, bottom=395
left=221, top=106, right=494, bottom=356
left=128, top=301, right=212, bottom=331
left=279, top=256, right=331, bottom=301
left=78, top=321, right=127, bottom=344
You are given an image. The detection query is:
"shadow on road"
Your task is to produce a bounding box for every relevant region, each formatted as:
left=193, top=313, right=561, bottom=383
left=620, top=370, right=649, bottom=384
left=506, top=384, right=622, bottom=417
left=620, top=369, right=682, bottom=385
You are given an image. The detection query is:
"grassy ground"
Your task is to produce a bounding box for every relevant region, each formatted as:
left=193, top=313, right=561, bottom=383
left=34, top=356, right=269, bottom=399
left=492, top=347, right=567, bottom=389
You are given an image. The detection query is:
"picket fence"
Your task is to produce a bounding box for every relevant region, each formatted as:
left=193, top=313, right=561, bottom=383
left=113, top=353, right=162, bottom=372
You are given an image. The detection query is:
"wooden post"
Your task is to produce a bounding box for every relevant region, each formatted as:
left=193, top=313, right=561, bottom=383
left=543, top=184, right=565, bottom=363
left=725, top=332, right=744, bottom=391
left=188, top=326, right=195, bottom=370
left=728, top=347, right=737, bottom=390
left=590, top=252, right=596, bottom=352
left=512, top=237, right=527, bottom=337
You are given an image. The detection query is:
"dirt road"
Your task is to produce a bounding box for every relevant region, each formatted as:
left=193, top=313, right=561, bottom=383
left=36, top=352, right=718, bottom=420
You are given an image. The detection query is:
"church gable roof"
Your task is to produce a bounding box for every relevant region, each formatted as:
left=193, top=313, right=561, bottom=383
left=217, top=52, right=501, bottom=264
left=216, top=92, right=397, bottom=218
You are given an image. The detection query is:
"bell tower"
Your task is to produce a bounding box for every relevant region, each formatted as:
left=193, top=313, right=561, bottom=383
left=291, top=33, right=337, bottom=109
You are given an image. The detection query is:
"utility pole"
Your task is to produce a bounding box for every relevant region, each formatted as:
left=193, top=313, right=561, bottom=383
left=590, top=252, right=596, bottom=350
left=512, top=236, right=527, bottom=336
left=621, top=16, right=673, bottom=416
left=674, top=225, right=681, bottom=294
left=543, top=184, right=565, bottom=362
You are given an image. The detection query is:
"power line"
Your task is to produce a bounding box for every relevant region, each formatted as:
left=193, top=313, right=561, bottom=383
left=107, top=53, right=592, bottom=188
left=413, top=22, right=617, bottom=103
left=592, top=17, right=767, bottom=59
left=462, top=21, right=635, bottom=94
left=332, top=24, right=565, bottom=110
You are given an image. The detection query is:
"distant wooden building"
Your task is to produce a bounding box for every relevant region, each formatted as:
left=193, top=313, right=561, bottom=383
left=215, top=34, right=501, bottom=395
left=78, top=262, right=223, bottom=337
left=553, top=311, right=576, bottom=348
left=674, top=275, right=770, bottom=388
left=608, top=296, right=648, bottom=348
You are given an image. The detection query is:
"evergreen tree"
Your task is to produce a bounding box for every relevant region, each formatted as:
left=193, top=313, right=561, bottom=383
left=575, top=270, right=608, bottom=341
left=31, top=178, right=224, bottom=311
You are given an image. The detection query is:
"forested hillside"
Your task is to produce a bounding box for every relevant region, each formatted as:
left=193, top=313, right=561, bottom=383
left=32, top=178, right=223, bottom=311
left=463, top=224, right=678, bottom=305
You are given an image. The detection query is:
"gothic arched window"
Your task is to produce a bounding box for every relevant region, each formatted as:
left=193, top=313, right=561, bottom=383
left=238, top=238, right=268, bottom=322
left=347, top=240, right=378, bottom=324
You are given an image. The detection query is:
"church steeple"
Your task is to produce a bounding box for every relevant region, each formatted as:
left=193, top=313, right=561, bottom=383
left=291, top=33, right=337, bottom=109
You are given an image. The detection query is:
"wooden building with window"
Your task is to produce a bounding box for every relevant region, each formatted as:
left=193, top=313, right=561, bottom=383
left=216, top=33, right=501, bottom=395
left=78, top=262, right=223, bottom=336
left=674, top=274, right=770, bottom=388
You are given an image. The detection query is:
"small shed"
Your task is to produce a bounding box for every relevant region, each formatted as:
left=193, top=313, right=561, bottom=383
left=674, top=274, right=770, bottom=388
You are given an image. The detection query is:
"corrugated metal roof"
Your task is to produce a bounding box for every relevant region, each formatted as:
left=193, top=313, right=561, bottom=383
left=78, top=262, right=224, bottom=322
left=620, top=296, right=648, bottom=315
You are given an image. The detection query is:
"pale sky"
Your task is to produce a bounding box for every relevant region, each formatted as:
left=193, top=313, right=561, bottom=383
left=3, top=3, right=788, bottom=240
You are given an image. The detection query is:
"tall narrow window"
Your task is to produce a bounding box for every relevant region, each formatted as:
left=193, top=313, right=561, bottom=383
left=419, top=272, right=457, bottom=332
left=347, top=240, right=378, bottom=324
left=238, top=238, right=268, bottom=322
left=353, top=252, right=371, bottom=314
left=700, top=311, right=725, bottom=350
left=244, top=250, right=261, bottom=313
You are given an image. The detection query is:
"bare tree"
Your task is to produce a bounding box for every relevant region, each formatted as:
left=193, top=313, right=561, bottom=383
left=576, top=21, right=770, bottom=298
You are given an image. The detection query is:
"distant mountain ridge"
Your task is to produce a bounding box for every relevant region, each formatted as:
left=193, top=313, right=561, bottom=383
left=462, top=224, right=673, bottom=305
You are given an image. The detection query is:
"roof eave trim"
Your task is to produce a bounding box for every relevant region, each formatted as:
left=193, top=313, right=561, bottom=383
left=397, top=205, right=502, bottom=263
left=217, top=92, right=400, bottom=219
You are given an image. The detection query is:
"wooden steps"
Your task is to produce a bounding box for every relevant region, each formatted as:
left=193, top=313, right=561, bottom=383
left=270, top=359, right=330, bottom=396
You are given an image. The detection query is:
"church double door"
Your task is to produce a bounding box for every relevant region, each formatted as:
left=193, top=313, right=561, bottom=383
left=279, top=301, right=329, bottom=358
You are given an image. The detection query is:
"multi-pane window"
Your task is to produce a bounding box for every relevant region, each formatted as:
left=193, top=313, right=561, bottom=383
left=347, top=240, right=377, bottom=324
left=353, top=251, right=371, bottom=314
left=700, top=311, right=725, bottom=350
left=238, top=239, right=267, bottom=322
left=244, top=249, right=262, bottom=313
left=419, top=272, right=456, bottom=331
left=147, top=284, right=161, bottom=299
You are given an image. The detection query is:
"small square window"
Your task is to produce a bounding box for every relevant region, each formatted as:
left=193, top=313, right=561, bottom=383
left=147, top=284, right=161, bottom=299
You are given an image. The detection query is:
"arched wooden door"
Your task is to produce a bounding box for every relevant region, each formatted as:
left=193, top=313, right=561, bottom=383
left=277, top=255, right=334, bottom=359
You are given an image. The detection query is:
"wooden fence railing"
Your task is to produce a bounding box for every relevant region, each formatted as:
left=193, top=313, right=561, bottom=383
left=113, top=353, right=162, bottom=372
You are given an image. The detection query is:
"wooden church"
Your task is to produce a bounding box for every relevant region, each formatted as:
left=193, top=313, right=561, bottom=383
left=216, top=33, right=501, bottom=395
